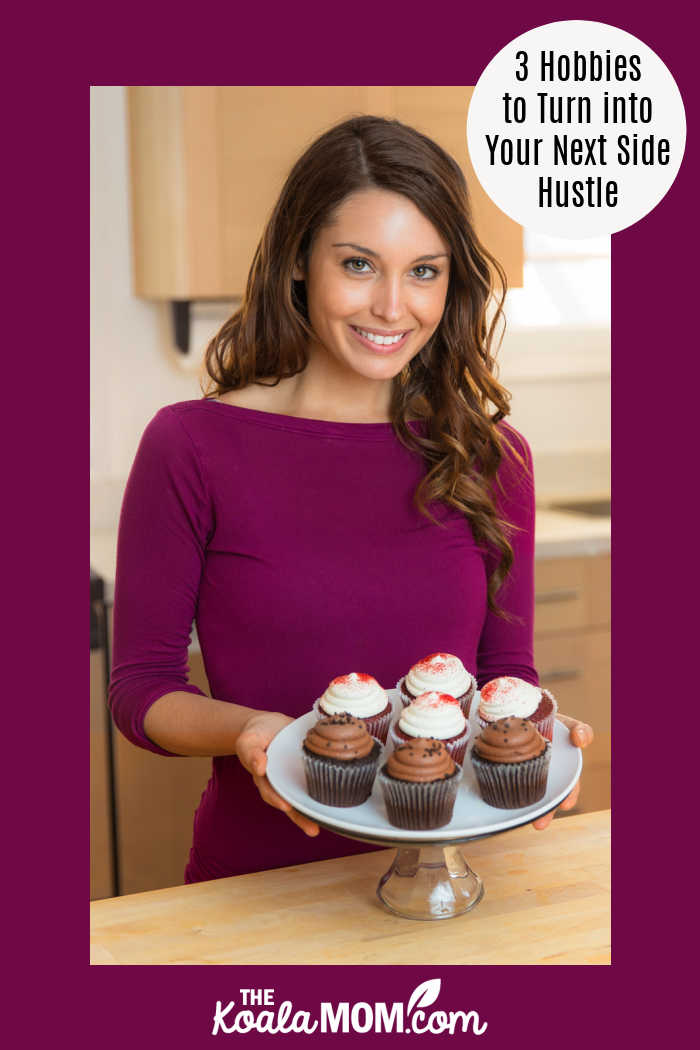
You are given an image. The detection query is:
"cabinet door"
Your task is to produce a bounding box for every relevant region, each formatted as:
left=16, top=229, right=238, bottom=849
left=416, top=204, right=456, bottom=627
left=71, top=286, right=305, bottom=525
left=394, top=86, right=523, bottom=286
left=112, top=733, right=212, bottom=895
left=535, top=629, right=611, bottom=816
left=90, top=648, right=115, bottom=900
left=130, top=87, right=390, bottom=298
left=109, top=603, right=214, bottom=894
left=534, top=629, right=610, bottom=732
left=534, top=555, right=611, bottom=816
left=128, top=86, right=524, bottom=299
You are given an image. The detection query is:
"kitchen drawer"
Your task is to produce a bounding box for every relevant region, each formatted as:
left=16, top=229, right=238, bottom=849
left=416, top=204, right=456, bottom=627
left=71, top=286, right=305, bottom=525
left=534, top=621, right=611, bottom=817
left=558, top=731, right=610, bottom=818
left=587, top=553, right=610, bottom=627
left=534, top=628, right=610, bottom=731
left=534, top=557, right=588, bottom=634
left=535, top=554, right=610, bottom=634
left=534, top=556, right=611, bottom=817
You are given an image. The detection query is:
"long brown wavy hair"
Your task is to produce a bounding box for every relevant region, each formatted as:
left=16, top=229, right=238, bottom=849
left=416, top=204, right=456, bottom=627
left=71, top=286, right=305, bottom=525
left=203, top=115, right=523, bottom=612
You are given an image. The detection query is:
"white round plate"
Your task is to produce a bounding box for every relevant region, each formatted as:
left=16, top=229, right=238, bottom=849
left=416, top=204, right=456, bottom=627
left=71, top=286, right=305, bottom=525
left=266, top=690, right=582, bottom=845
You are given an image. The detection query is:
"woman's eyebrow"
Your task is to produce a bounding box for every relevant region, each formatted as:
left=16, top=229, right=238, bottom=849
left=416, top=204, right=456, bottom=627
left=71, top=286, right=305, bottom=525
left=332, top=242, right=449, bottom=263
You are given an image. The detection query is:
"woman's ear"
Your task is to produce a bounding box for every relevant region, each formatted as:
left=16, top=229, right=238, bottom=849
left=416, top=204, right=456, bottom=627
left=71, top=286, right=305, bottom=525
left=292, top=258, right=305, bottom=281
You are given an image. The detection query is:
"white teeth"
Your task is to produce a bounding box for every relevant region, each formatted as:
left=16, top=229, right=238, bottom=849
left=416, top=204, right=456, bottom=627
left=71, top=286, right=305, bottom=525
left=354, top=327, right=405, bottom=346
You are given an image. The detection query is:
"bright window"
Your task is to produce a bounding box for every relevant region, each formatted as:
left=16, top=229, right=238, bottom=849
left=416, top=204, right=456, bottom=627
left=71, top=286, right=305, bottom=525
left=505, top=232, right=611, bottom=329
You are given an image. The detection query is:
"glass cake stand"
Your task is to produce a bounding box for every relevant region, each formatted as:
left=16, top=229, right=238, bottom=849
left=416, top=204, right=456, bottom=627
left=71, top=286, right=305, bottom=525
left=378, top=842, right=484, bottom=920
left=265, top=695, right=581, bottom=922
left=315, top=821, right=491, bottom=920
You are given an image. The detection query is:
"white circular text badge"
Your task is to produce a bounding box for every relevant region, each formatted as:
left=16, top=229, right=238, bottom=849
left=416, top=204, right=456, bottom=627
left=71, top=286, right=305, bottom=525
left=466, top=20, right=686, bottom=237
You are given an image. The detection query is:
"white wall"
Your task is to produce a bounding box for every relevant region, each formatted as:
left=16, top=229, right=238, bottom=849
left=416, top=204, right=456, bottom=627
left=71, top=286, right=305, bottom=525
left=90, top=86, right=609, bottom=530
left=500, top=327, right=610, bottom=502
left=90, top=87, right=233, bottom=528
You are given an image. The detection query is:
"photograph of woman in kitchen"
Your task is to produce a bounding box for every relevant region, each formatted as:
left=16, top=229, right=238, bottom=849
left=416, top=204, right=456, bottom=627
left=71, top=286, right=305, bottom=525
left=108, top=115, right=593, bottom=884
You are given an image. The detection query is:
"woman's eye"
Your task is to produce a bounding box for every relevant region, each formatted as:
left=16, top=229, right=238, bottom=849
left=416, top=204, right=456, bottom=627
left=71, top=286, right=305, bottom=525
left=412, top=265, right=439, bottom=280
left=342, top=258, right=440, bottom=279
left=343, top=258, right=372, bottom=274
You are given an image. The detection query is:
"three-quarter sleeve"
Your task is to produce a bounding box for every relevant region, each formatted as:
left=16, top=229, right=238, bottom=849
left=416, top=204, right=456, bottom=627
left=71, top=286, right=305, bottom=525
left=108, top=407, right=215, bottom=756
left=476, top=426, right=538, bottom=688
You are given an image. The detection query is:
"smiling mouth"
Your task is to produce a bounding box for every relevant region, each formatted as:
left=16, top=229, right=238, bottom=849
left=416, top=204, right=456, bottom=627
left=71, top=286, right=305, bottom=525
left=350, top=325, right=411, bottom=350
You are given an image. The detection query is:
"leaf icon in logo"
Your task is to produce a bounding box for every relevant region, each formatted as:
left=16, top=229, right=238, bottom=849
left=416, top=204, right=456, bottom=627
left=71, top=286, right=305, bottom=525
left=407, top=979, right=441, bottom=1015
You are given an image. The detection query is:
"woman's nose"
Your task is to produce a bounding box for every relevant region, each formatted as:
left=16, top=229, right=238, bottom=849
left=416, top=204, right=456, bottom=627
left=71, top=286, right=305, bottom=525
left=370, top=275, right=404, bottom=324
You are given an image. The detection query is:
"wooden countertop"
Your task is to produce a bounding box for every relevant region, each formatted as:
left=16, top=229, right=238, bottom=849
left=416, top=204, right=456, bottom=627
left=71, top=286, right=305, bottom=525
left=90, top=809, right=610, bottom=965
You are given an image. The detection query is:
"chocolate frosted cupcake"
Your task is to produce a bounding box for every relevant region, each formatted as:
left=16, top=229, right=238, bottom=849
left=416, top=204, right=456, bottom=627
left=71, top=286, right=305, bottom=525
left=471, top=717, right=551, bottom=809
left=314, top=672, right=392, bottom=743
left=378, top=738, right=462, bottom=830
left=389, top=691, right=470, bottom=765
left=397, top=653, right=476, bottom=717
left=302, top=714, right=381, bottom=807
left=478, top=677, right=558, bottom=741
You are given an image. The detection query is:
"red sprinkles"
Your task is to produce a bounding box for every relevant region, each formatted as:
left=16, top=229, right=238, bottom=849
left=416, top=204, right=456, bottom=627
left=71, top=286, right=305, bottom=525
left=415, top=652, right=452, bottom=673
left=412, top=691, right=459, bottom=709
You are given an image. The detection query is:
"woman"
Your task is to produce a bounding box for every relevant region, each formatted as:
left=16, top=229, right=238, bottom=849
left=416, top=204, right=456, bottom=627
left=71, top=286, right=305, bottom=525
left=109, top=116, right=592, bottom=883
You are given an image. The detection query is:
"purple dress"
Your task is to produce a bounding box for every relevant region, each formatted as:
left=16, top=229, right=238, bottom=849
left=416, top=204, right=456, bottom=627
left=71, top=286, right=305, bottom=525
left=109, top=399, right=537, bottom=881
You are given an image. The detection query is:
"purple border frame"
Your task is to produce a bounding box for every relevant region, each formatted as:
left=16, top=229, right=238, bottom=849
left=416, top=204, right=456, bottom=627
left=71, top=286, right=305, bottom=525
left=12, top=0, right=694, bottom=1045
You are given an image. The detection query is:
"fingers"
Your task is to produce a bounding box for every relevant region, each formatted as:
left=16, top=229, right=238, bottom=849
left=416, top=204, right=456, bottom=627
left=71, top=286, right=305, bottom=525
left=251, top=748, right=267, bottom=777
left=237, top=734, right=267, bottom=776
left=237, top=721, right=320, bottom=836
left=286, top=809, right=321, bottom=837
left=532, top=810, right=554, bottom=831
left=253, top=772, right=291, bottom=812
left=532, top=777, right=581, bottom=830
left=558, top=778, right=581, bottom=811
left=238, top=729, right=319, bottom=836
left=253, top=774, right=320, bottom=837
left=555, top=714, right=594, bottom=748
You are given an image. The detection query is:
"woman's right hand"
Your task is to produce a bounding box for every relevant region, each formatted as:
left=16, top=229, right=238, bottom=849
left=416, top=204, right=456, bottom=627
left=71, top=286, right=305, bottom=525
left=235, top=711, right=320, bottom=837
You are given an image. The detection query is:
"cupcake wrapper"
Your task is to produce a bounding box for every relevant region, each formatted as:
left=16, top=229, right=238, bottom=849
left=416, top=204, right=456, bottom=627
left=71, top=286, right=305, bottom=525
left=313, top=700, right=392, bottom=744
left=535, top=690, right=558, bottom=742
left=471, top=744, right=551, bottom=809
left=388, top=721, right=471, bottom=766
left=378, top=765, right=463, bottom=830
left=460, top=678, right=476, bottom=719
left=477, top=690, right=558, bottom=742
left=302, top=740, right=381, bottom=807
left=396, top=677, right=413, bottom=708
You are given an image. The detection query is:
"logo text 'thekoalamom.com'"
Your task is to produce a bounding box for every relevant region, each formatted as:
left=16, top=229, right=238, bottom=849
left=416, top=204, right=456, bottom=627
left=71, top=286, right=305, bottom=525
left=212, top=979, right=487, bottom=1036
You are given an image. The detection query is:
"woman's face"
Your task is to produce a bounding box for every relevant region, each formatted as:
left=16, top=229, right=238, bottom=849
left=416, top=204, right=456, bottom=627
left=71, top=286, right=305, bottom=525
left=297, top=188, right=450, bottom=384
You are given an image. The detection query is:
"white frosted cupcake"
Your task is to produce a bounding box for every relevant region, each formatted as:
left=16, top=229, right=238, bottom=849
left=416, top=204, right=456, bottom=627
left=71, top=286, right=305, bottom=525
left=478, top=677, right=558, bottom=742
left=397, top=653, right=476, bottom=717
left=389, top=691, right=471, bottom=765
left=313, top=673, right=392, bottom=743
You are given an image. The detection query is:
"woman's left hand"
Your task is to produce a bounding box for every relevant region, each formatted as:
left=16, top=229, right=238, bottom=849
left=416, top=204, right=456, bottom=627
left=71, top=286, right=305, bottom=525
left=532, top=714, right=594, bottom=830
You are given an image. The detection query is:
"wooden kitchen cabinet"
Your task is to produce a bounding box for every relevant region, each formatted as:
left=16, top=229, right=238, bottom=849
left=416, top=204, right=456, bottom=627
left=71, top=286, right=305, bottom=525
left=534, top=553, right=611, bottom=816
left=127, top=86, right=523, bottom=300
left=112, top=664, right=213, bottom=895
left=105, top=609, right=214, bottom=895
left=90, top=648, right=115, bottom=901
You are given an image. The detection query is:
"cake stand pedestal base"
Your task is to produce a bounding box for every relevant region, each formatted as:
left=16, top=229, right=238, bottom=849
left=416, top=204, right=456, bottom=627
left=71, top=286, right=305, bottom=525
left=377, top=844, right=484, bottom=920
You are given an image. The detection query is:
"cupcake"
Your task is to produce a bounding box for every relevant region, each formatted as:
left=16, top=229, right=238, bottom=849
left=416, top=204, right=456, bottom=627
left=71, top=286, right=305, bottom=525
left=471, top=717, right=551, bottom=809
left=389, top=691, right=471, bottom=765
left=314, top=673, right=392, bottom=743
left=398, top=653, right=476, bottom=717
left=302, top=714, right=381, bottom=807
left=378, top=738, right=462, bottom=830
left=477, top=677, right=557, bottom=741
